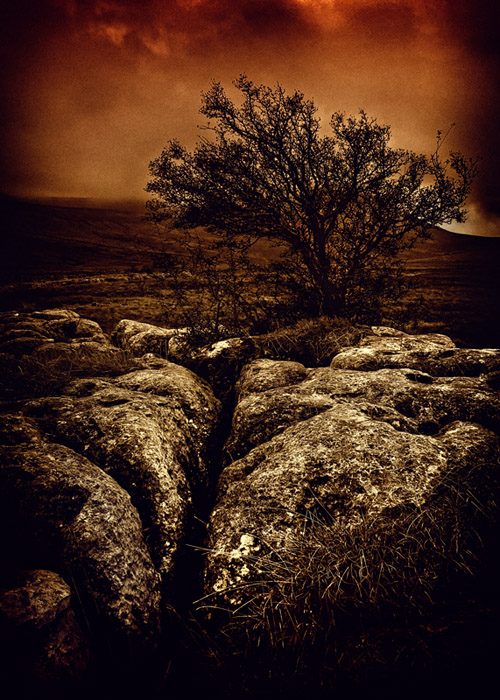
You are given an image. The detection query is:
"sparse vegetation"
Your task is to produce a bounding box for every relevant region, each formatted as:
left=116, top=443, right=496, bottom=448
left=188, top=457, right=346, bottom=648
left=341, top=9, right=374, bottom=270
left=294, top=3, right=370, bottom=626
left=0, top=346, right=136, bottom=400
left=258, top=315, right=364, bottom=366
left=1, top=199, right=499, bottom=348
left=196, top=462, right=499, bottom=692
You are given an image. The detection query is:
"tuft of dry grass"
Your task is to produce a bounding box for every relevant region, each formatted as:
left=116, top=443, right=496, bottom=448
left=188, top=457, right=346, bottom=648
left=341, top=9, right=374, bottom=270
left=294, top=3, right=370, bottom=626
left=196, top=461, right=500, bottom=691
left=258, top=316, right=365, bottom=366
left=0, top=346, right=137, bottom=400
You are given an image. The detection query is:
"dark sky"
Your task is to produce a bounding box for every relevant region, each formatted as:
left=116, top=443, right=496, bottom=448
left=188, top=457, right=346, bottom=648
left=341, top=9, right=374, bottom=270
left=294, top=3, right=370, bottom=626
left=1, top=0, right=499, bottom=234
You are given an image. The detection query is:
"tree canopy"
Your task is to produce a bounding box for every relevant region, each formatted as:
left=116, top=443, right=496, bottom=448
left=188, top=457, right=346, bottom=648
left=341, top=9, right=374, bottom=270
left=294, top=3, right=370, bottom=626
left=146, top=75, right=477, bottom=318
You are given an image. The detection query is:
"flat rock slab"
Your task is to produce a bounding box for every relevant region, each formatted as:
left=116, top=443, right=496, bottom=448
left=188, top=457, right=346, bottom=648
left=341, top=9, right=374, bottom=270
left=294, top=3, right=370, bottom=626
left=331, top=326, right=500, bottom=375
left=225, top=363, right=500, bottom=462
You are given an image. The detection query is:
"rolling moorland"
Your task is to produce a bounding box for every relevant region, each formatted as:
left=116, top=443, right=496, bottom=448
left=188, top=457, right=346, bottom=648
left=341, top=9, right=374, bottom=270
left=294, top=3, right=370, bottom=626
left=1, top=196, right=499, bottom=348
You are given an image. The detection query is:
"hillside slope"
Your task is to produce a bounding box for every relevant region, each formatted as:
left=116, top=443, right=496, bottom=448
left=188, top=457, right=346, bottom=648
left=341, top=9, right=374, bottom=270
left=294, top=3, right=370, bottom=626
left=0, top=198, right=499, bottom=346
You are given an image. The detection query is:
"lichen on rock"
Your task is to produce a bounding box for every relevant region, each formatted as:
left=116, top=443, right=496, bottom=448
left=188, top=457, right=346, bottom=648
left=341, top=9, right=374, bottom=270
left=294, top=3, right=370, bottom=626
left=0, top=441, right=162, bottom=645
left=203, top=350, right=500, bottom=679
left=27, top=363, right=221, bottom=582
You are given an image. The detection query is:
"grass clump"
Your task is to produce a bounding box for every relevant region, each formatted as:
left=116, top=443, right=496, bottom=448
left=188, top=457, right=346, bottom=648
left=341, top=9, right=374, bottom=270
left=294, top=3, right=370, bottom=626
left=0, top=346, right=137, bottom=400
left=258, top=315, right=364, bottom=367
left=197, top=460, right=500, bottom=694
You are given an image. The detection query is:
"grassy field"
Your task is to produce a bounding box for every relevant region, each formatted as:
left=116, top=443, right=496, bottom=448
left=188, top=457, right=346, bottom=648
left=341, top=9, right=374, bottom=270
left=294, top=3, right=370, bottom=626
left=1, top=196, right=499, bottom=347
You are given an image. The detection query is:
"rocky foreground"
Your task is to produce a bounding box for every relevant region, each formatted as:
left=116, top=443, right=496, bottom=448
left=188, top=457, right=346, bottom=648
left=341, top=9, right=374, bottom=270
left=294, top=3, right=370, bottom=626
left=1, top=310, right=499, bottom=697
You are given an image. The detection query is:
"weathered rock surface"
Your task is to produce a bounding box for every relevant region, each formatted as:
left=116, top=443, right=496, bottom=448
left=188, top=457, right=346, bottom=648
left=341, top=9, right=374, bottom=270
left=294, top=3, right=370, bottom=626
left=204, top=349, right=500, bottom=673
left=0, top=308, right=110, bottom=356
left=225, top=362, right=500, bottom=463
left=0, top=569, right=72, bottom=630
left=331, top=326, right=500, bottom=376
left=0, top=309, right=130, bottom=400
left=0, top=309, right=226, bottom=692
left=0, top=441, right=161, bottom=645
left=109, top=317, right=359, bottom=404
left=1, top=310, right=221, bottom=587
left=0, top=569, right=90, bottom=688
left=3, top=309, right=500, bottom=691
left=26, top=360, right=221, bottom=581
left=235, top=358, right=308, bottom=399
left=209, top=412, right=499, bottom=601
left=112, top=318, right=189, bottom=358
left=0, top=411, right=43, bottom=445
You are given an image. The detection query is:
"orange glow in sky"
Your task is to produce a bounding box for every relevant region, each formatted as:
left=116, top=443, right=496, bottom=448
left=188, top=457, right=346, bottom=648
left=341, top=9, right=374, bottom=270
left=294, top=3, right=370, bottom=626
left=1, top=1, right=499, bottom=234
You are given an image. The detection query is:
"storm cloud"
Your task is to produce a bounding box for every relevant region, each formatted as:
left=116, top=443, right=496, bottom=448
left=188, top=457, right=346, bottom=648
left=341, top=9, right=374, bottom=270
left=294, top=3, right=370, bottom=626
left=1, top=0, right=498, bottom=233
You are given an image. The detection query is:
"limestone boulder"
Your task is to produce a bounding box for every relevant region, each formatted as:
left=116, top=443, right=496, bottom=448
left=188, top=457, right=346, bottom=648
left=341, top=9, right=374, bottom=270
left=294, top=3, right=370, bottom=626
left=112, top=319, right=189, bottom=358
left=208, top=407, right=499, bottom=605
left=203, top=353, right=500, bottom=684
left=0, top=441, right=161, bottom=646
left=331, top=326, right=500, bottom=376
left=225, top=358, right=330, bottom=462
left=116, top=356, right=219, bottom=439
left=224, top=361, right=500, bottom=464
left=0, top=309, right=126, bottom=399
left=28, top=362, right=221, bottom=581
left=0, top=309, right=110, bottom=356
left=0, top=569, right=90, bottom=689
left=235, top=358, right=308, bottom=399
left=0, top=569, right=73, bottom=631
left=302, top=366, right=500, bottom=435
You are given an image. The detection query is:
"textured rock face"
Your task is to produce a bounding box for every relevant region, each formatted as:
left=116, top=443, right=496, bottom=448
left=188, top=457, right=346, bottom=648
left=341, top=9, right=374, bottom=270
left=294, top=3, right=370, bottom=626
left=111, top=319, right=264, bottom=401
left=235, top=358, right=308, bottom=398
left=0, top=309, right=223, bottom=691
left=0, top=441, right=161, bottom=644
left=0, top=308, right=111, bottom=356
left=0, top=569, right=72, bottom=630
left=112, top=319, right=189, bottom=358
left=204, top=354, right=500, bottom=637
left=0, top=569, right=90, bottom=688
left=225, top=364, right=500, bottom=462
left=331, top=326, right=500, bottom=376
left=29, top=361, right=220, bottom=581
left=0, top=308, right=221, bottom=588
left=3, top=310, right=500, bottom=691
left=0, top=309, right=130, bottom=400
left=189, top=336, right=261, bottom=401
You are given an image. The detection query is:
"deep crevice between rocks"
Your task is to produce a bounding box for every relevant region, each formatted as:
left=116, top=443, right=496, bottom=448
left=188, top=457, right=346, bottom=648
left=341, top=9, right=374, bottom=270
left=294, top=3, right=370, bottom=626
left=159, top=380, right=242, bottom=698
left=165, top=359, right=500, bottom=699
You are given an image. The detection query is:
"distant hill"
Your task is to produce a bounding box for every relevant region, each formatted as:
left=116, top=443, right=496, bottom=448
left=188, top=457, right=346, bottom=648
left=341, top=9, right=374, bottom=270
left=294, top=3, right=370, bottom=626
left=2, top=197, right=499, bottom=280
left=0, top=198, right=498, bottom=346
left=0, top=197, right=163, bottom=281
left=407, top=226, right=500, bottom=262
